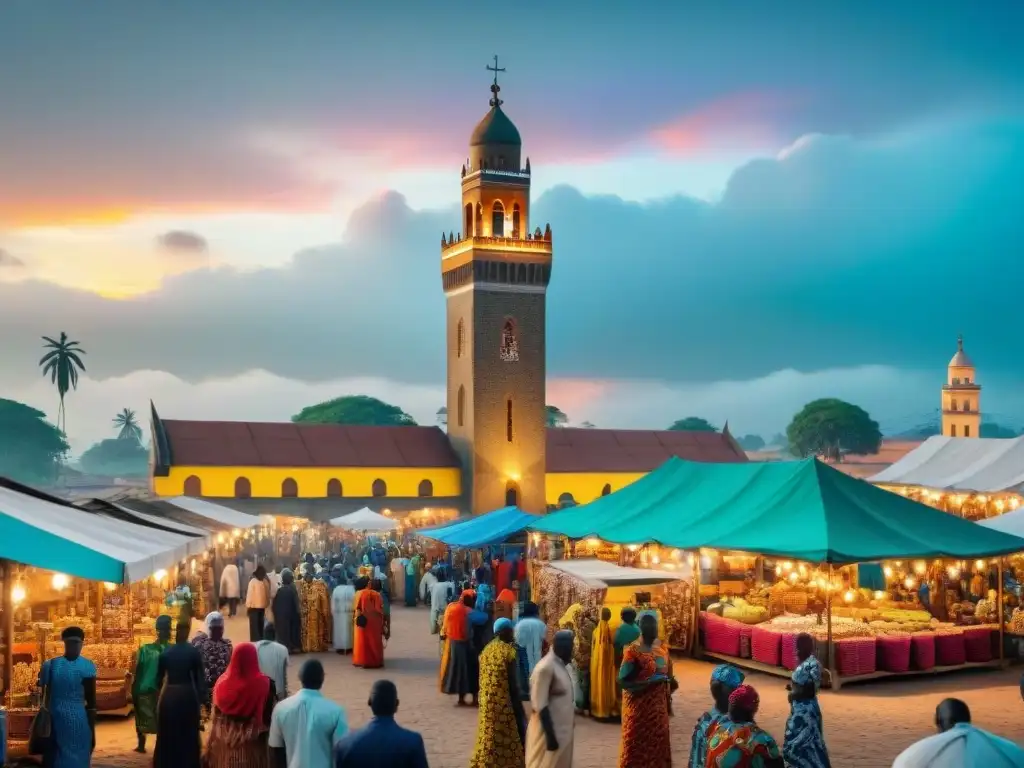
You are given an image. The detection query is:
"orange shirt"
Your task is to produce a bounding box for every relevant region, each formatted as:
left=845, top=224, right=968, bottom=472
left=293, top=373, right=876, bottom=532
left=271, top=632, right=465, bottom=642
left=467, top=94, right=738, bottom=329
left=442, top=602, right=470, bottom=642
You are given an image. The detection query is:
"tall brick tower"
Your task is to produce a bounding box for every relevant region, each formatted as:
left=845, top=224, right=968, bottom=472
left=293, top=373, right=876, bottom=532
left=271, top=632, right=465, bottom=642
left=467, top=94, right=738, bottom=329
left=441, top=57, right=552, bottom=515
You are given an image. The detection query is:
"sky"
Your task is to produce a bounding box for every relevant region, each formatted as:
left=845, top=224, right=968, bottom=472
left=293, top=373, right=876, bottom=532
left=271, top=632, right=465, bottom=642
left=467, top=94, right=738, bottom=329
left=2, top=1, right=1024, bottom=453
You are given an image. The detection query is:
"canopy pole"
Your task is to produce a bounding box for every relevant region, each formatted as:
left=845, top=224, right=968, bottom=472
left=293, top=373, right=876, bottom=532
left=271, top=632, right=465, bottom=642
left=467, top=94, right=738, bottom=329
left=826, top=563, right=836, bottom=689
left=998, top=557, right=1006, bottom=666
left=691, top=550, right=701, bottom=657
left=1, top=559, right=11, bottom=709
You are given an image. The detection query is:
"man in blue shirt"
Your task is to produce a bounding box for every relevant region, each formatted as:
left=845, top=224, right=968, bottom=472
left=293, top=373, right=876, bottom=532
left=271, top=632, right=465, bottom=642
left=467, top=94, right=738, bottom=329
left=269, top=659, right=347, bottom=768
left=334, top=680, right=429, bottom=768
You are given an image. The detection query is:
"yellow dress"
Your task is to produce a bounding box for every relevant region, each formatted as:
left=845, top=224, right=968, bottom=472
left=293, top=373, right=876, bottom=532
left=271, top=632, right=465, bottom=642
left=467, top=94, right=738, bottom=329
left=589, top=618, right=618, bottom=718
left=298, top=578, right=330, bottom=652
left=469, top=639, right=524, bottom=768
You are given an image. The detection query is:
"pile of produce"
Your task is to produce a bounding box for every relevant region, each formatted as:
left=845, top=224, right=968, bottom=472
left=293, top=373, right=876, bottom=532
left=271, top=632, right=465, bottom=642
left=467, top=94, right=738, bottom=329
left=11, top=662, right=40, bottom=694
left=719, top=598, right=768, bottom=625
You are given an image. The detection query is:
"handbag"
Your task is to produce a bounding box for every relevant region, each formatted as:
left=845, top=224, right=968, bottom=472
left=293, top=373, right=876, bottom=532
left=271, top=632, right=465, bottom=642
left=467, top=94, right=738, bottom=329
left=355, top=614, right=368, bottom=628
left=28, top=660, right=54, bottom=755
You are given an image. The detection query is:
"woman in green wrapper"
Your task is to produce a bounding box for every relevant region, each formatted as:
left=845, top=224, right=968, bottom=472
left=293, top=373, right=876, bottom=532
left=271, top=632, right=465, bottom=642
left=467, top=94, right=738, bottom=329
left=133, top=614, right=173, bottom=754
left=613, top=608, right=641, bottom=714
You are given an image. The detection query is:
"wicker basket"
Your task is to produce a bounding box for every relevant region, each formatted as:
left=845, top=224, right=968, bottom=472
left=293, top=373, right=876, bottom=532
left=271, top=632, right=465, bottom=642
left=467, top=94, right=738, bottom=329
left=782, top=590, right=808, bottom=615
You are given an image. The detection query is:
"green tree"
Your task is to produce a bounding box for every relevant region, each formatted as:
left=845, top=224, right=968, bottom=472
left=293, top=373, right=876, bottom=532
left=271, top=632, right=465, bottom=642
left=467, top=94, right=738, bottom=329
left=546, top=405, right=569, bottom=428
left=668, top=417, right=718, bottom=432
left=786, top=398, right=882, bottom=462
left=292, top=395, right=417, bottom=426
left=0, top=398, right=68, bottom=484
left=112, top=407, right=143, bottom=441
left=738, top=434, right=766, bottom=451
left=79, top=438, right=149, bottom=477
left=981, top=422, right=1019, bottom=438
left=39, top=332, right=86, bottom=433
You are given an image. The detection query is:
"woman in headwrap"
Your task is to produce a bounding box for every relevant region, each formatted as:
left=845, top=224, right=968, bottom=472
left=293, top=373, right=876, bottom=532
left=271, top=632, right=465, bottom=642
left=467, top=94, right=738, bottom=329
left=782, top=633, right=832, bottom=768
left=617, top=614, right=672, bottom=768
left=154, top=621, right=205, bottom=768
left=589, top=607, right=618, bottom=720
left=469, top=618, right=526, bottom=768
left=203, top=642, right=276, bottom=768
left=37, top=626, right=96, bottom=768
left=441, top=590, right=478, bottom=705
left=705, top=685, right=784, bottom=767
left=132, top=614, right=172, bottom=753
left=270, top=568, right=302, bottom=653
left=192, top=612, right=233, bottom=719
left=689, top=663, right=745, bottom=768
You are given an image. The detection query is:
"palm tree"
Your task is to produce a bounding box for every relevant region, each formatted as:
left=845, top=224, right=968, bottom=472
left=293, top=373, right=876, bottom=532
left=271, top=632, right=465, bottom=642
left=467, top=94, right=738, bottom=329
left=113, top=408, right=142, bottom=442
left=39, top=332, right=86, bottom=433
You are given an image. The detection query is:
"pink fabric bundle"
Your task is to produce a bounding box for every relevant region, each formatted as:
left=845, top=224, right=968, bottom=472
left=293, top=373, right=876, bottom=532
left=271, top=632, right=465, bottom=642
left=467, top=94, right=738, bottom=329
left=834, top=637, right=877, bottom=676
left=702, top=613, right=742, bottom=656
left=963, top=627, right=992, bottom=662
left=738, top=624, right=753, bottom=659
left=935, top=632, right=966, bottom=666
left=876, top=635, right=912, bottom=673
left=780, top=632, right=801, bottom=671
left=911, top=632, right=936, bottom=670
left=751, top=625, right=781, bottom=666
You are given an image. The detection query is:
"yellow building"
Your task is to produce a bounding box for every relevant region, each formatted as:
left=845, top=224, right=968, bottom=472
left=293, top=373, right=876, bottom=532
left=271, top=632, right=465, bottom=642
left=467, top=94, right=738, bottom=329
left=149, top=62, right=748, bottom=521
left=941, top=335, right=981, bottom=438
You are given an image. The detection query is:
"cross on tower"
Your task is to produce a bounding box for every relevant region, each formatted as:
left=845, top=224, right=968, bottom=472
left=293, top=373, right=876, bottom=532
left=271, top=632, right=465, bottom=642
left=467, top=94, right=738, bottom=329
left=487, top=55, right=505, bottom=107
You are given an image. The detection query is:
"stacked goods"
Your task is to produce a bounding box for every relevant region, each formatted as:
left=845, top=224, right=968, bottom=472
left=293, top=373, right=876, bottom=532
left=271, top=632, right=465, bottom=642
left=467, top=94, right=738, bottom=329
left=52, top=616, right=95, bottom=638
left=934, top=632, right=966, bottom=666
left=83, top=643, right=137, bottom=672
left=703, top=612, right=742, bottom=656
left=660, top=579, right=695, bottom=651
left=95, top=668, right=129, bottom=710
left=751, top=625, right=782, bottom=665
left=834, top=637, right=877, bottom=676
left=780, top=633, right=800, bottom=670
left=877, top=634, right=913, bottom=673
left=868, top=620, right=931, bottom=635
left=963, top=627, right=993, bottom=662
left=721, top=598, right=769, bottom=625
left=11, top=661, right=40, bottom=695
left=911, top=632, right=936, bottom=670
left=1009, top=608, right=1024, bottom=634
left=877, top=608, right=932, bottom=624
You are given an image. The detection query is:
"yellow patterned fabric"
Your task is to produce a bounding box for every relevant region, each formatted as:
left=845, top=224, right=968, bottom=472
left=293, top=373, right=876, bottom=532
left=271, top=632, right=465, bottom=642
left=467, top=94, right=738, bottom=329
left=469, top=639, right=524, bottom=768
left=298, top=579, right=331, bottom=652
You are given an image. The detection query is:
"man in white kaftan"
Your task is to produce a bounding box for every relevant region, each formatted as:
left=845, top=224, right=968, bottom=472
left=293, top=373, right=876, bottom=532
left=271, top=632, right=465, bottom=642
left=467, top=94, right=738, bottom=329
left=331, top=577, right=356, bottom=653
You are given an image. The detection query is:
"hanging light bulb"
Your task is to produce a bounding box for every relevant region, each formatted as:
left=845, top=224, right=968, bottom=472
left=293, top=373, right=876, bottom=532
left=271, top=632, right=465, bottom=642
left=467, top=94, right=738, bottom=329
left=788, top=571, right=799, bottom=583
left=914, top=561, right=927, bottom=575
left=51, top=573, right=69, bottom=590
left=975, top=560, right=985, bottom=571
left=11, top=585, right=26, bottom=604
left=775, top=565, right=783, bottom=577
left=873, top=590, right=885, bottom=599
left=883, top=566, right=894, bottom=578
left=843, top=590, right=855, bottom=603
left=586, top=537, right=599, bottom=548
left=153, top=569, right=168, bottom=582
left=904, top=576, right=915, bottom=589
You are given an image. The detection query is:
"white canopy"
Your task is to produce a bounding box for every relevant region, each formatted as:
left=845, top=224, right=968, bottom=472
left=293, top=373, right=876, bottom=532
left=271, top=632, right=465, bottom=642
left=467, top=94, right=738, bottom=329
left=329, top=507, right=398, bottom=532
left=546, top=558, right=689, bottom=588
left=977, top=507, right=1024, bottom=538
left=870, top=435, right=1024, bottom=494
left=0, top=484, right=203, bottom=584
left=163, top=496, right=263, bottom=530
left=103, top=501, right=212, bottom=549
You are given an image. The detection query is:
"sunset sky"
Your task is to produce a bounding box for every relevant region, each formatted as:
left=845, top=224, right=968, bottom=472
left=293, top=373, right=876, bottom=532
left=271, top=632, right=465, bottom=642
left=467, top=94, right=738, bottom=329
left=2, top=2, right=1023, bottom=452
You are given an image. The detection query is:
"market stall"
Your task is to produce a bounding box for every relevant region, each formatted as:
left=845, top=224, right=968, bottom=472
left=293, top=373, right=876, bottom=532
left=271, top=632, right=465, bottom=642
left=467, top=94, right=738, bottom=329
left=870, top=435, right=1024, bottom=520
left=532, top=457, right=1024, bottom=687
left=418, top=506, right=534, bottom=586
left=330, top=507, right=399, bottom=533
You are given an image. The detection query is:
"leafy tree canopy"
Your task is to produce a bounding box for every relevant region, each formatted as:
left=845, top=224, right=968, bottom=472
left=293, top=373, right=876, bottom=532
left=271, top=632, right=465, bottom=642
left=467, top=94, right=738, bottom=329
left=292, top=395, right=417, bottom=426
left=737, top=434, right=766, bottom=451
left=786, top=398, right=882, bottom=462
left=0, top=398, right=68, bottom=484
left=546, top=405, right=569, bottom=428
left=79, top=438, right=149, bottom=477
left=668, top=417, right=718, bottom=432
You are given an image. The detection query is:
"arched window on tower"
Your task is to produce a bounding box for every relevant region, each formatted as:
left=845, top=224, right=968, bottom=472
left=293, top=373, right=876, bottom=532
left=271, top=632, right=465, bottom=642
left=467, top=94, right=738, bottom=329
left=964, top=399, right=972, bottom=412
left=464, top=203, right=474, bottom=237
left=281, top=477, right=298, bottom=498
left=475, top=203, right=483, bottom=237
left=234, top=477, right=251, bottom=499
left=457, top=385, right=465, bottom=427
left=505, top=483, right=519, bottom=508
left=372, top=479, right=387, bottom=497
left=500, top=319, right=519, bottom=362
left=492, top=201, right=505, bottom=237
left=457, top=319, right=465, bottom=358
left=951, top=398, right=958, bottom=411
left=506, top=398, right=513, bottom=443
left=512, top=203, right=521, bottom=238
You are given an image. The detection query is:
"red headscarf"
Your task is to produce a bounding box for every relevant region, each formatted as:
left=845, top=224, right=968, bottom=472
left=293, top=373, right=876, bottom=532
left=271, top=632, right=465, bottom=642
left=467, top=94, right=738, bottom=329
left=728, top=684, right=760, bottom=714
left=213, top=642, right=270, bottom=720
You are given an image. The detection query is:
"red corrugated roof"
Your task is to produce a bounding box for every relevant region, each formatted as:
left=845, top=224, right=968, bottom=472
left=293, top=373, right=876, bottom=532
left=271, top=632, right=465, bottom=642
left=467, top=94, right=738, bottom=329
left=546, top=428, right=747, bottom=473
left=161, top=421, right=746, bottom=473
left=162, top=420, right=461, bottom=468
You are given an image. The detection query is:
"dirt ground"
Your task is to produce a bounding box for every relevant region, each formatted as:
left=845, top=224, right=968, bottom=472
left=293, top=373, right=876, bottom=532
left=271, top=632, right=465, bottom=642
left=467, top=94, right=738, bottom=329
left=88, top=606, right=1024, bottom=768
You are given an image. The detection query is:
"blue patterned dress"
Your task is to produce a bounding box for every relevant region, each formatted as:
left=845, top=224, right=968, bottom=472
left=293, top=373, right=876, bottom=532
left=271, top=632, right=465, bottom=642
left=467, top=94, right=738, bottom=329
left=690, top=707, right=730, bottom=768
left=40, top=655, right=96, bottom=768
left=783, top=656, right=831, bottom=768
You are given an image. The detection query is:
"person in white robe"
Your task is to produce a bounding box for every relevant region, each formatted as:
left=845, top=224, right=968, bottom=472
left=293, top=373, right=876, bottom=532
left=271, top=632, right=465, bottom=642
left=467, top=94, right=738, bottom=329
left=219, top=561, right=241, bottom=616
left=515, top=601, right=547, bottom=676
left=430, top=578, right=455, bottom=634
left=390, top=557, right=407, bottom=603
left=419, top=565, right=439, bottom=604
left=526, top=630, right=575, bottom=768
left=331, top=573, right=356, bottom=653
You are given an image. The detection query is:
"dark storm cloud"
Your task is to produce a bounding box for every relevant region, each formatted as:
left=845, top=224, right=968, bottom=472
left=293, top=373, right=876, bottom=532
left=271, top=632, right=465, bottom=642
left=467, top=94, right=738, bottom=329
left=156, top=230, right=208, bottom=254
left=0, top=248, right=24, bottom=268
left=0, top=117, right=1021, bottom=391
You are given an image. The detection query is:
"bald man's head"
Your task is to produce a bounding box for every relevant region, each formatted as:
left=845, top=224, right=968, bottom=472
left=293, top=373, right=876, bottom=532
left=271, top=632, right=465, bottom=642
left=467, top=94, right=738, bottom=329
left=935, top=698, right=970, bottom=733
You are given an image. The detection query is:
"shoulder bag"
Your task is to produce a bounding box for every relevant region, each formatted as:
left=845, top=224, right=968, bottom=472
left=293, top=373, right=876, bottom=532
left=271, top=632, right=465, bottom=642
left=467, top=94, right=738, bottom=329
left=28, top=659, right=55, bottom=755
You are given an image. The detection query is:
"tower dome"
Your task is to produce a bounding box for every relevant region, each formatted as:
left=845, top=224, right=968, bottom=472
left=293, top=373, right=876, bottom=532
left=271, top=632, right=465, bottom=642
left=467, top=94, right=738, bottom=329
left=468, top=57, right=522, bottom=172
left=949, top=335, right=974, bottom=368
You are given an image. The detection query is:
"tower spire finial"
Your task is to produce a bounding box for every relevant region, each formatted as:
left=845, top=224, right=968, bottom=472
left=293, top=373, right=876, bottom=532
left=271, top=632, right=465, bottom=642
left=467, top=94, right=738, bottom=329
left=486, top=55, right=506, bottom=108
left=957, top=334, right=964, bottom=351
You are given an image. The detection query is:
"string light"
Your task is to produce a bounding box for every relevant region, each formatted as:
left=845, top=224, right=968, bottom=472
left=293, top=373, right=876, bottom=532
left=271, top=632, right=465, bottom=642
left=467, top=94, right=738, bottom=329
left=153, top=569, right=168, bottom=582
left=914, top=561, right=927, bottom=575
left=904, top=576, right=915, bottom=589
left=51, top=573, right=69, bottom=590
left=975, top=560, right=986, bottom=571
left=883, top=566, right=894, bottom=578
left=11, top=585, right=25, bottom=604
left=104, top=582, right=118, bottom=591
left=843, top=590, right=855, bottom=603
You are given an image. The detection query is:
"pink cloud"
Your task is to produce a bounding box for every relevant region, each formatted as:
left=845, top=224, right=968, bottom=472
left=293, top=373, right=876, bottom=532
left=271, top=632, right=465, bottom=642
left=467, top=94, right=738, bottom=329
left=649, top=92, right=798, bottom=156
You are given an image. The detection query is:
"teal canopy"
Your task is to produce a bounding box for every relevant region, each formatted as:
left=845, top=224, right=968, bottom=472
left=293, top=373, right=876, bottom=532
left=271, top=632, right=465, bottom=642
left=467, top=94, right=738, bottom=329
left=530, top=458, right=1024, bottom=564
left=419, top=506, right=537, bottom=548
